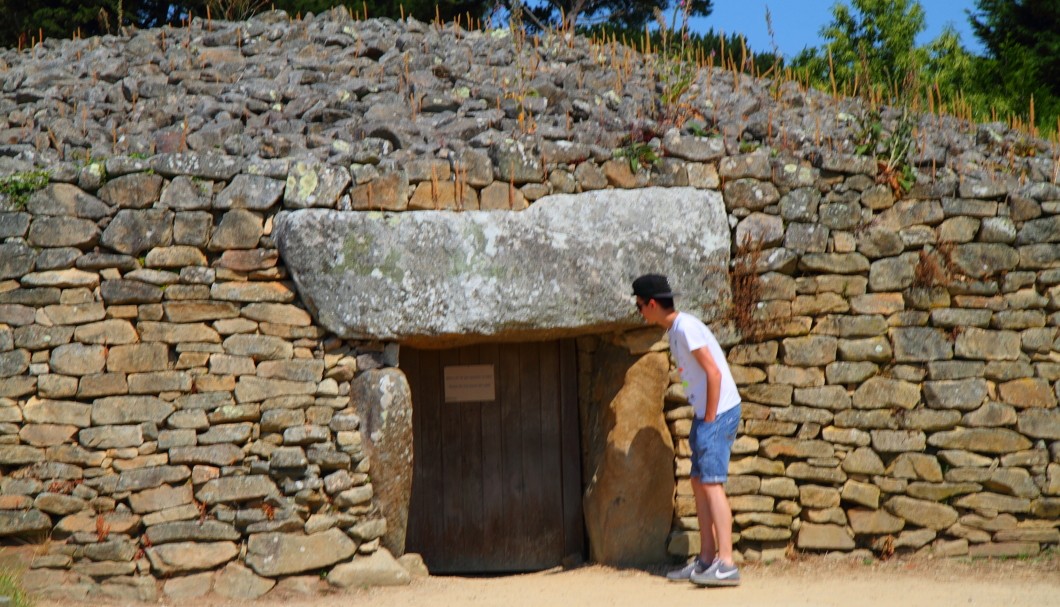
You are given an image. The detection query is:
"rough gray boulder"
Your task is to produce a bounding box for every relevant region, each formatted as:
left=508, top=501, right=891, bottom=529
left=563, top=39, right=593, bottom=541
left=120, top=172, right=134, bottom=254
left=275, top=187, right=730, bottom=345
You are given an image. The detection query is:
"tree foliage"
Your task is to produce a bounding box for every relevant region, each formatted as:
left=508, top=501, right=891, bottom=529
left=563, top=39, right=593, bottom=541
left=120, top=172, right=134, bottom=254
left=0, top=0, right=492, bottom=47
left=969, top=0, right=1060, bottom=127
left=791, top=0, right=1059, bottom=133
left=790, top=0, right=928, bottom=98
left=518, top=0, right=712, bottom=32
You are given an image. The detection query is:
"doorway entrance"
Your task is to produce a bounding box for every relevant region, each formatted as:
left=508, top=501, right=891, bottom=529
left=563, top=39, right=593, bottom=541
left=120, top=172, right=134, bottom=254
left=403, top=340, right=583, bottom=573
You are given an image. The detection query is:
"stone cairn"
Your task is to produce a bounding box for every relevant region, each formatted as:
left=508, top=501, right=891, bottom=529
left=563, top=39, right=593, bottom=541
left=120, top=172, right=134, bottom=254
left=0, top=6, right=1057, bottom=600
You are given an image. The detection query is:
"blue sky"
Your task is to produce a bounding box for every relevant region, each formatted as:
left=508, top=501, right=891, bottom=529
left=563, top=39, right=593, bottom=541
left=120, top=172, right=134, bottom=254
left=689, top=0, right=985, bottom=59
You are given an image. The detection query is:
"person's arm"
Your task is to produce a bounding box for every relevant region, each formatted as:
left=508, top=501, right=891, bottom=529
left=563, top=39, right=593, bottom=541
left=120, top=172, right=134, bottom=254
left=691, top=346, right=722, bottom=422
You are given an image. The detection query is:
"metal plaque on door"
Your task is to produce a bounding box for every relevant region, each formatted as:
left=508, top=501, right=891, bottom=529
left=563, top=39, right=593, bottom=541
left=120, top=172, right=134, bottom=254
left=443, top=364, right=496, bottom=402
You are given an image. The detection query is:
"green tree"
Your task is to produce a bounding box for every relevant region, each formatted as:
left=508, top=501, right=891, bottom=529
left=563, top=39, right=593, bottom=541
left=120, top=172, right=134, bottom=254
left=969, top=0, right=1060, bottom=129
left=922, top=26, right=976, bottom=102
left=0, top=0, right=123, bottom=47
left=516, top=0, right=712, bottom=32
left=0, top=0, right=494, bottom=48
left=791, top=0, right=928, bottom=98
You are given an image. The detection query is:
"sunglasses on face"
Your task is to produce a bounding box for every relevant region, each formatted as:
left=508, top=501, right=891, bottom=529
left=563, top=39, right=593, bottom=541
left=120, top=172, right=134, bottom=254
left=635, top=298, right=650, bottom=311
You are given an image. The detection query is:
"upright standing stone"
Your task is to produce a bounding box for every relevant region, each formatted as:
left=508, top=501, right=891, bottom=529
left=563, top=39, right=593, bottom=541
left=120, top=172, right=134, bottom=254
left=583, top=351, right=674, bottom=565
left=353, top=368, right=413, bottom=555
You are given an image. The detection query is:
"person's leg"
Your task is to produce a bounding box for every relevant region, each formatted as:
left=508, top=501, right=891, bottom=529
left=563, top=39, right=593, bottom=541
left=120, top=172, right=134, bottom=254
left=691, top=477, right=717, bottom=564
left=702, top=482, right=734, bottom=565
left=689, top=405, right=742, bottom=587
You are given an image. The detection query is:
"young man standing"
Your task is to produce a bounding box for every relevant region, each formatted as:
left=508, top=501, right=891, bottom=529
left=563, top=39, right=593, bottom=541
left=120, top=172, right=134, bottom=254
left=632, top=274, right=742, bottom=587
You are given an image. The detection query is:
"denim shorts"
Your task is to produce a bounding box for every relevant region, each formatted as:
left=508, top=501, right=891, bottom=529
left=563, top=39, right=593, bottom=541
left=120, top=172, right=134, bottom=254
left=689, top=405, right=741, bottom=484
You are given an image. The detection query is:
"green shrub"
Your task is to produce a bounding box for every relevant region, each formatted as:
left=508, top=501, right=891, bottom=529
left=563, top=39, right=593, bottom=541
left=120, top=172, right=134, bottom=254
left=0, top=170, right=49, bottom=210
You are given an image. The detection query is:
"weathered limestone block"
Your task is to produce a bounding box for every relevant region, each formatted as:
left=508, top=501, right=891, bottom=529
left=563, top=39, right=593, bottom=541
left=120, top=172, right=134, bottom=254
left=890, top=328, right=953, bottom=362
left=759, top=438, right=834, bottom=459
left=962, top=402, right=1017, bottom=427
left=98, top=172, right=163, bottom=208
left=234, top=377, right=315, bottom=403
left=129, top=483, right=194, bottom=514
left=852, top=377, right=919, bottom=409
left=955, top=328, right=1021, bottom=360
left=884, top=496, right=958, bottom=530
left=145, top=521, right=241, bottom=545
left=146, top=541, right=238, bottom=575
left=1017, top=409, right=1060, bottom=439
left=79, top=424, right=143, bottom=448
left=20, top=424, right=78, bottom=447
left=50, top=343, right=106, bottom=376
left=210, top=281, right=295, bottom=303
left=223, top=334, right=292, bottom=360
left=162, top=572, right=213, bottom=599
left=782, top=335, right=837, bottom=367
left=100, top=279, right=163, bottom=304
left=786, top=462, right=846, bottom=484
left=169, top=445, right=242, bottom=468
left=195, top=475, right=279, bottom=504
left=92, top=396, right=174, bottom=424
left=0, top=349, right=29, bottom=378
left=797, top=523, right=854, bottom=550
left=0, top=243, right=37, bottom=281
left=849, top=508, right=904, bottom=534
left=214, top=562, right=275, bottom=599
left=584, top=351, right=674, bottom=565
left=841, top=447, right=885, bottom=475
left=274, top=189, right=730, bottom=344
left=27, top=216, right=100, bottom=249
left=245, top=529, right=357, bottom=577
left=825, top=361, right=878, bottom=385
left=328, top=548, right=412, bottom=588
left=215, top=174, right=285, bottom=210
left=285, top=160, right=351, bottom=208
left=999, top=378, right=1057, bottom=409
left=139, top=321, right=220, bottom=344
left=0, top=509, right=51, bottom=537
left=23, top=398, right=91, bottom=427
left=923, top=379, right=988, bottom=411
left=101, top=209, right=174, bottom=255
left=152, top=153, right=243, bottom=181
left=107, top=343, right=168, bottom=373
left=209, top=209, right=264, bottom=251
left=73, top=319, right=139, bottom=345
left=724, top=178, right=779, bottom=211
left=54, top=511, right=140, bottom=536
left=928, top=428, right=1032, bottom=454
left=953, top=492, right=1031, bottom=514
left=985, top=468, right=1040, bottom=499
left=949, top=244, right=1019, bottom=278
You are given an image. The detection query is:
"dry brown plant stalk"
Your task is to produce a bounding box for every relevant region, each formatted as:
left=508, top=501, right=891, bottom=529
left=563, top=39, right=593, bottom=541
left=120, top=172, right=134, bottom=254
left=722, top=234, right=787, bottom=342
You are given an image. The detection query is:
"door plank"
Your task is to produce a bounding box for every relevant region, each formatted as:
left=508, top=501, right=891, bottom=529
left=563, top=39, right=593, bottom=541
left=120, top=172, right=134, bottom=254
left=497, top=343, right=524, bottom=566
left=538, top=341, right=565, bottom=553
left=478, top=343, right=505, bottom=565
left=438, top=348, right=466, bottom=564
left=558, top=339, right=585, bottom=557
left=458, top=345, right=485, bottom=567
left=518, top=342, right=550, bottom=567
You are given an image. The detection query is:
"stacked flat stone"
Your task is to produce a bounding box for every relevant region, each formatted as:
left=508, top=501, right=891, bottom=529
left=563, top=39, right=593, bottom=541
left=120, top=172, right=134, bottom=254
left=0, top=5, right=1055, bottom=597
left=0, top=155, right=413, bottom=600
left=664, top=153, right=1060, bottom=562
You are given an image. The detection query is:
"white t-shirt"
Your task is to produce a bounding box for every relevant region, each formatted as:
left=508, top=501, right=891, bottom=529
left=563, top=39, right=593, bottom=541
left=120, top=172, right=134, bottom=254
left=668, top=312, right=741, bottom=420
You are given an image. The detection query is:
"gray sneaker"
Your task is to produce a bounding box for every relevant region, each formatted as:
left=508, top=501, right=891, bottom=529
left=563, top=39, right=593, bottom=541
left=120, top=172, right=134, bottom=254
left=690, top=559, right=740, bottom=587
left=666, top=557, right=709, bottom=582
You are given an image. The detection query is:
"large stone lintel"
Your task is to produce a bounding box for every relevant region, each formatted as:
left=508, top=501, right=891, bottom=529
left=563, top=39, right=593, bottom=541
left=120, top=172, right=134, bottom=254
left=275, top=187, right=730, bottom=346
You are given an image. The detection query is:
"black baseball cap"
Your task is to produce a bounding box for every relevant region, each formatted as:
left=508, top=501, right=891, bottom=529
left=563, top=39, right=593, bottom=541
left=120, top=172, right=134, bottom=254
left=632, top=274, right=678, bottom=299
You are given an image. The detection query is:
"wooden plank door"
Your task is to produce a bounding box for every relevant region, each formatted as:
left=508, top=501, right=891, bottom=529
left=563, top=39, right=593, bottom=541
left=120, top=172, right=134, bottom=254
left=404, top=340, right=583, bottom=573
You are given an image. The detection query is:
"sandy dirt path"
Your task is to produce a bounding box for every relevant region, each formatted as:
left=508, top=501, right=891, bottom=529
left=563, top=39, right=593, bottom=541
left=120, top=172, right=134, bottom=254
left=48, top=552, right=1059, bottom=607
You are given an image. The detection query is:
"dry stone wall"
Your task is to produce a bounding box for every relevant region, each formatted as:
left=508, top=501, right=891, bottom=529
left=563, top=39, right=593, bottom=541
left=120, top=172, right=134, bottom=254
left=0, top=6, right=1057, bottom=598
